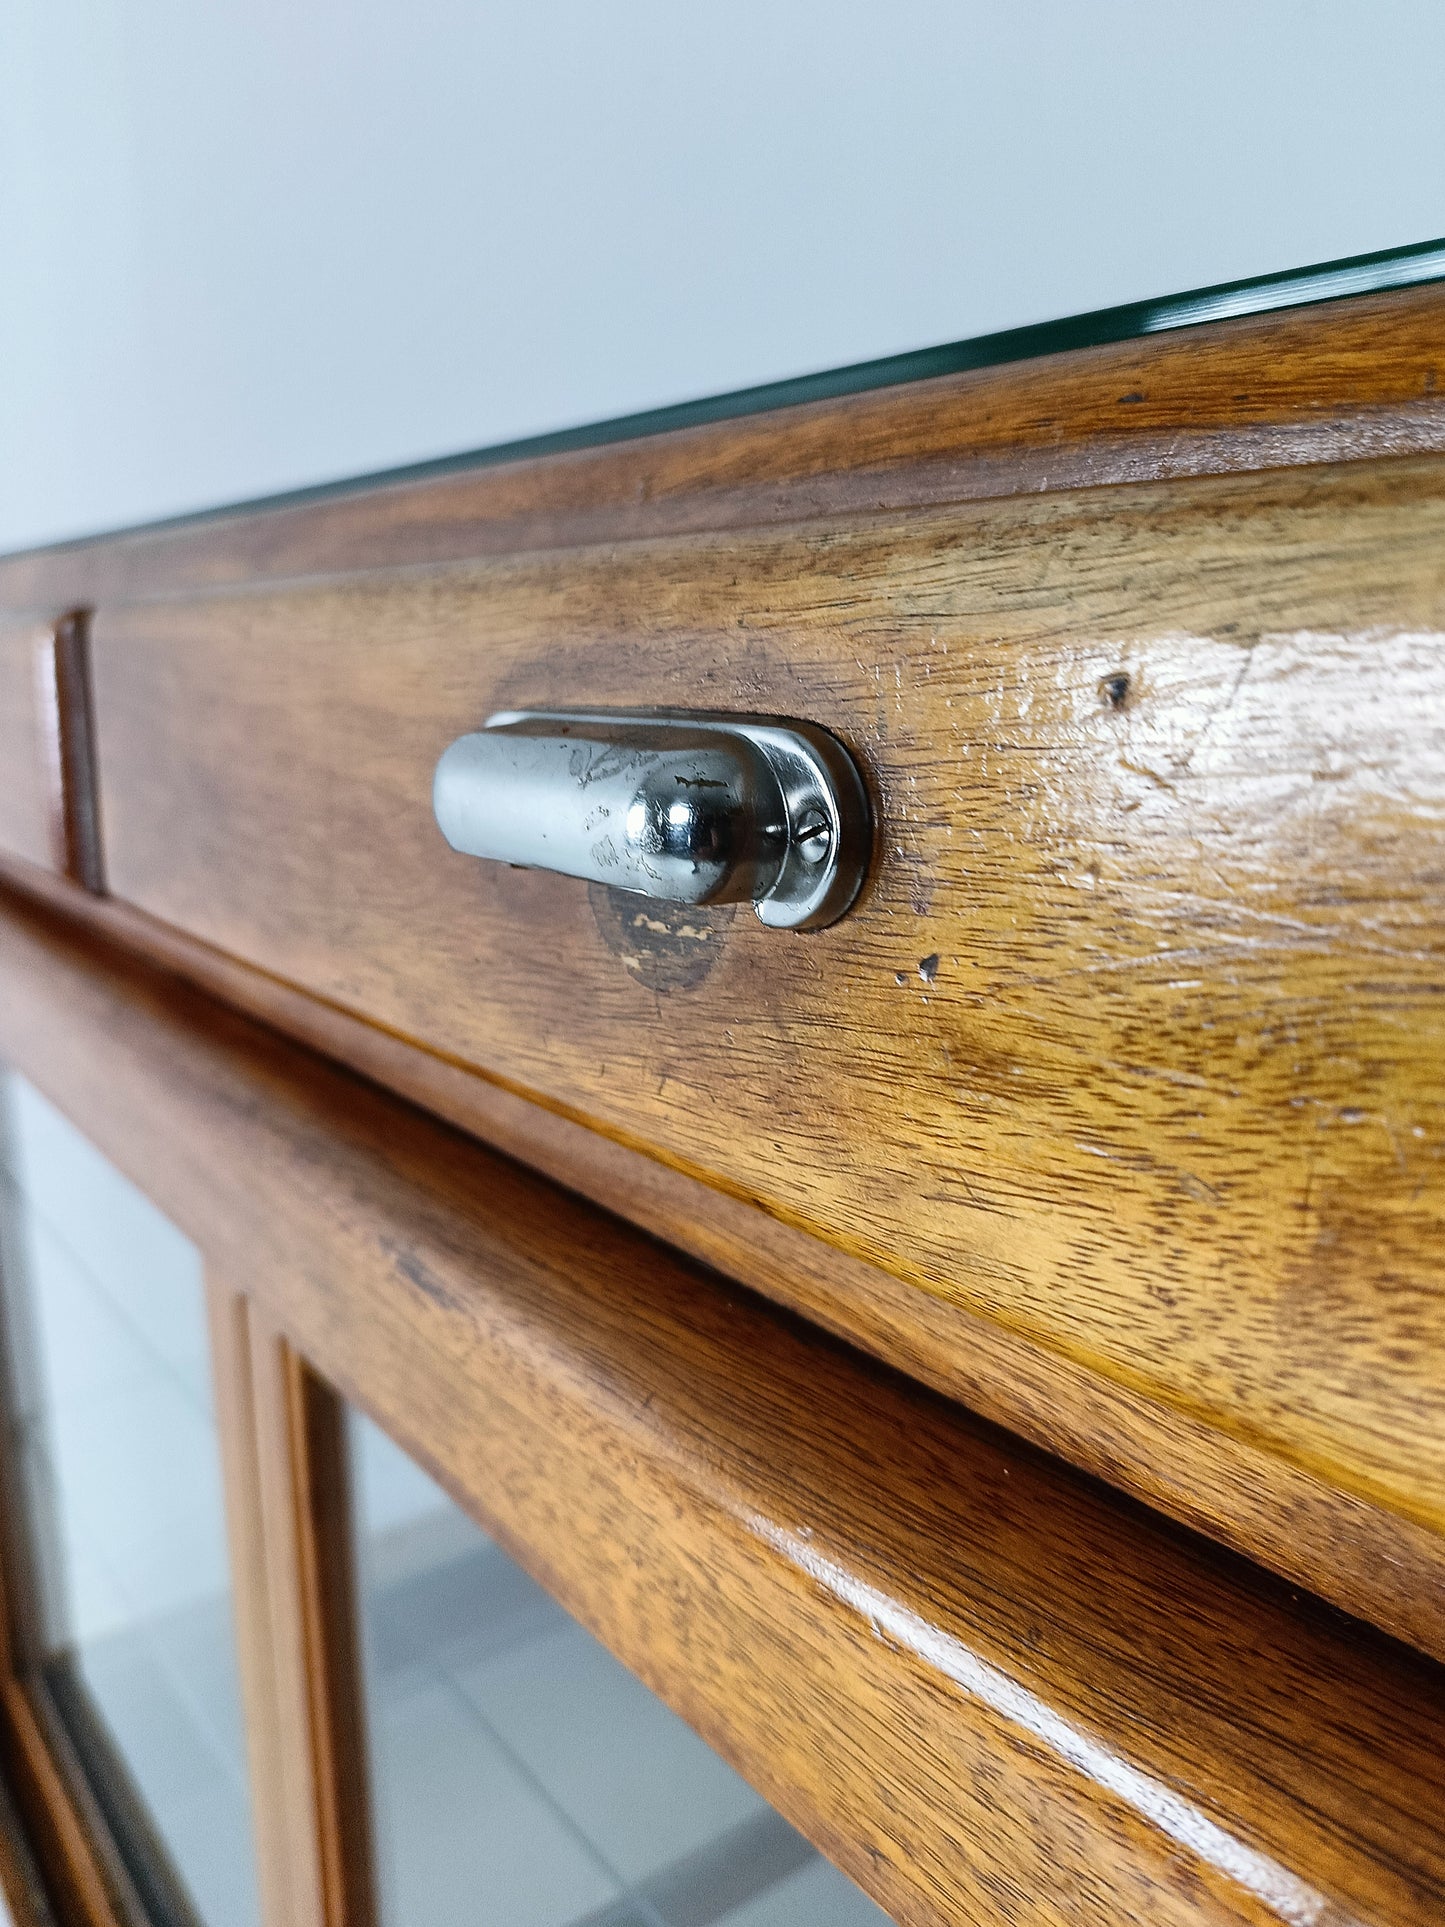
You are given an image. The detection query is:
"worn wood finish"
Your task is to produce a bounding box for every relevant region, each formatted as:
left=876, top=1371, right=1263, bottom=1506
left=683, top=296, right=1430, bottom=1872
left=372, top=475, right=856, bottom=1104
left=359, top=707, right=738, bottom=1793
left=1, top=282, right=1444, bottom=606
left=1, top=896, right=1444, bottom=1927
left=78, top=449, right=1445, bottom=1636
left=245, top=1320, right=376, bottom=1927
left=3, top=850, right=1442, bottom=1667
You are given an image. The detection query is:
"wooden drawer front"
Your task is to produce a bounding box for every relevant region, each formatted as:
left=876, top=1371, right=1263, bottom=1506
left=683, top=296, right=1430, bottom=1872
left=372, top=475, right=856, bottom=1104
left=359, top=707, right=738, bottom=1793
left=88, top=455, right=1445, bottom=1597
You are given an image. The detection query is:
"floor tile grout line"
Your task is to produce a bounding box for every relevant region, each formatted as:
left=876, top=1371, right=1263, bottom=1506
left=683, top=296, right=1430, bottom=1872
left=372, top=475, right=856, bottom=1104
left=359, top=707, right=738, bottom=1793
left=432, top=1659, right=637, bottom=1904
left=75, top=1596, right=256, bottom=1807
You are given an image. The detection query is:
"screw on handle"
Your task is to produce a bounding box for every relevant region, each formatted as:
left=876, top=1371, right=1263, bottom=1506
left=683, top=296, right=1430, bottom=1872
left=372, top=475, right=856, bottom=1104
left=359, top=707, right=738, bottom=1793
left=433, top=709, right=870, bottom=931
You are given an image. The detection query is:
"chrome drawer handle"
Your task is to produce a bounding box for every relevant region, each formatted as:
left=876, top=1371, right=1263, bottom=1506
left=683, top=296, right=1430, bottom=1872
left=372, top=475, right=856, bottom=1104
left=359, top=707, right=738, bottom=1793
left=433, top=709, right=870, bottom=930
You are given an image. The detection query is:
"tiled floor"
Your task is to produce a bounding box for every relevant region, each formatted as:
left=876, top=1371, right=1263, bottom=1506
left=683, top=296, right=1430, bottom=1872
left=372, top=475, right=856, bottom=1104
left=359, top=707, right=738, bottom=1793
left=0, top=1071, right=260, bottom=1927
left=352, top=1416, right=893, bottom=1927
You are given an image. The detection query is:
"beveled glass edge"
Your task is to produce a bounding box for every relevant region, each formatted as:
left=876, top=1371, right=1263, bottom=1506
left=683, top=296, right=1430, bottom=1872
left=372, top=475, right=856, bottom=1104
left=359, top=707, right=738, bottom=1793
left=13, top=233, right=1445, bottom=560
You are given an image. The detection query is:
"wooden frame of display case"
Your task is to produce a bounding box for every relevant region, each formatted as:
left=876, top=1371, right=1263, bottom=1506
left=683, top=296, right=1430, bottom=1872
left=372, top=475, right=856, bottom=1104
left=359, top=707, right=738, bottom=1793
left=5, top=281, right=1445, bottom=1659
left=0, top=891, right=1439, bottom=1926
left=0, top=1013, right=372, bottom=1927
left=205, top=1292, right=375, bottom=1927
left=0, top=267, right=1443, bottom=1924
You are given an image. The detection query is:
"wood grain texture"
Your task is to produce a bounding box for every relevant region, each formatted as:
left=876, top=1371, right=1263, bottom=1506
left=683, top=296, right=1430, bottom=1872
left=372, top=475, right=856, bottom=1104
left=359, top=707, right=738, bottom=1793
left=3, top=851, right=1442, bottom=1668
left=1, top=281, right=1444, bottom=607
left=82, top=451, right=1445, bottom=1629
left=1, top=895, right=1444, bottom=1927
left=245, top=1320, right=376, bottom=1927
left=206, top=1280, right=378, bottom=1927
left=206, top=1284, right=304, bottom=1927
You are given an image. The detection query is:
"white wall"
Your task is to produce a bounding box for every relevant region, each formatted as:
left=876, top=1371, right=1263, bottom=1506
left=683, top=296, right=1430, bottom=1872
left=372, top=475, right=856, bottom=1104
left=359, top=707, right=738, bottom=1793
left=1, top=0, right=1443, bottom=552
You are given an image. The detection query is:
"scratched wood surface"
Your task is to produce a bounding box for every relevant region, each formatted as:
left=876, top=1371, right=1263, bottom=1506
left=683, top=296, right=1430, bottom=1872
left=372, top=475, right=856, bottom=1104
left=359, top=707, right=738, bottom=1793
left=78, top=447, right=1445, bottom=1633
left=2, top=894, right=1445, bottom=1927
left=8, top=854, right=1439, bottom=1670
left=4, top=282, right=1445, bottom=1656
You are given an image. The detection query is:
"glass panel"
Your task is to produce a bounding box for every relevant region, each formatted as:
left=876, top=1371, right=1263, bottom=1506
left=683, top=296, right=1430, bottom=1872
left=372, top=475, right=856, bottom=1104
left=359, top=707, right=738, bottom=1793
left=0, top=1070, right=261, bottom=1927
left=350, top=1409, right=893, bottom=1927
left=131, top=233, right=1445, bottom=537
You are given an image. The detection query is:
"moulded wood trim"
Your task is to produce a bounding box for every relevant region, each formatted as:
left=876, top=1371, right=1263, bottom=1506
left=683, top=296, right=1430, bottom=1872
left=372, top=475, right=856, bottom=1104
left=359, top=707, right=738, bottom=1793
left=243, top=1317, right=376, bottom=1927
left=208, top=1279, right=378, bottom=1927
left=206, top=1283, right=309, bottom=1927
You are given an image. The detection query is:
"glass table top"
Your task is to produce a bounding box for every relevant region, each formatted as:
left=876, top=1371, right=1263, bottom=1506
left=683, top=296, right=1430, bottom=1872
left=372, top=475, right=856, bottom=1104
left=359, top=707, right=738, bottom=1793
left=32, top=231, right=1441, bottom=554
